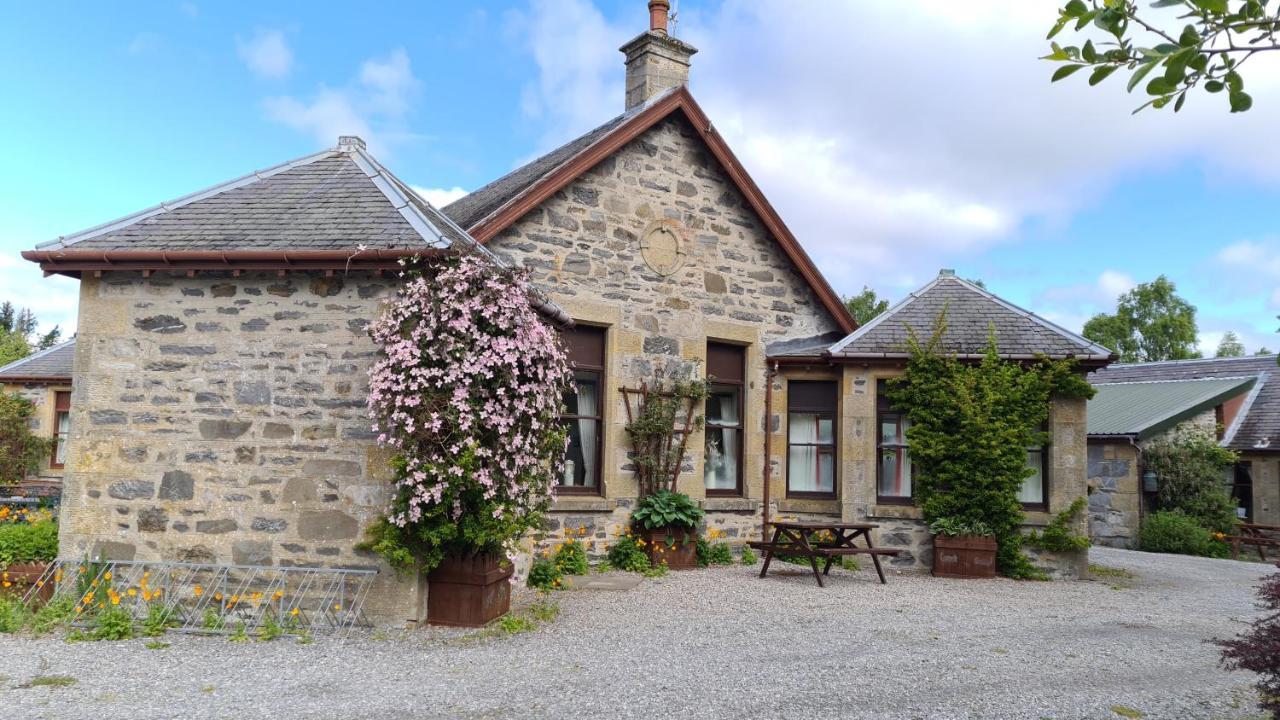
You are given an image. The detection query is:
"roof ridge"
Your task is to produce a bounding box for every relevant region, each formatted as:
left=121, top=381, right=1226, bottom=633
left=1089, top=375, right=1259, bottom=387
left=827, top=277, right=941, bottom=354
left=1109, top=354, right=1280, bottom=369
left=0, top=338, right=76, bottom=376
left=1224, top=371, right=1268, bottom=446
left=38, top=149, right=339, bottom=251
left=942, top=276, right=1114, bottom=358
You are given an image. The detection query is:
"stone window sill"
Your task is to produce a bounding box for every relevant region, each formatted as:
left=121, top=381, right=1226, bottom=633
left=701, top=497, right=758, bottom=512
left=868, top=505, right=924, bottom=520
left=776, top=499, right=840, bottom=515
left=550, top=498, right=616, bottom=513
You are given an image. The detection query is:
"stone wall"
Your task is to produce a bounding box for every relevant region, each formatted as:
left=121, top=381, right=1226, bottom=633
left=1087, top=441, right=1140, bottom=549
left=1246, top=453, right=1280, bottom=526
left=61, top=270, right=422, bottom=624
left=487, top=113, right=843, bottom=552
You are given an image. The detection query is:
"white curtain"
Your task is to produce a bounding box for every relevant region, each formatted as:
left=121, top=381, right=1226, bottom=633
left=575, top=381, right=597, bottom=487
left=55, top=412, right=69, bottom=466
left=1018, top=448, right=1043, bottom=504
left=789, top=413, right=819, bottom=492
left=705, top=392, right=740, bottom=490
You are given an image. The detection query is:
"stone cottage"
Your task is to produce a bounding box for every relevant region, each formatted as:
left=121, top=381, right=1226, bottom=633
left=1087, top=354, right=1279, bottom=548
left=0, top=339, right=76, bottom=497
left=21, top=1, right=1113, bottom=624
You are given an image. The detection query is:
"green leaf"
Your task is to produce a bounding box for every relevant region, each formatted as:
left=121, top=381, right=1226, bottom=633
left=1179, top=24, right=1202, bottom=47
left=1047, top=17, right=1069, bottom=39
left=1128, top=60, right=1159, bottom=92
left=1188, top=53, right=1209, bottom=72
left=1192, top=0, right=1229, bottom=12
left=1064, top=0, right=1088, bottom=16
left=1146, top=76, right=1178, bottom=96
left=1229, top=90, right=1253, bottom=112
left=1052, top=64, right=1086, bottom=82
left=1154, top=43, right=1182, bottom=55
left=1205, top=79, right=1225, bottom=93
left=1149, top=0, right=1183, bottom=6
left=1083, top=39, right=1098, bottom=62
left=1089, top=65, right=1120, bottom=85
left=1226, top=70, right=1244, bottom=91
left=1174, top=91, right=1187, bottom=112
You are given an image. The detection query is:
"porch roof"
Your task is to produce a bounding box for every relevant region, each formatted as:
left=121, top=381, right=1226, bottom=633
left=1086, top=376, right=1256, bottom=441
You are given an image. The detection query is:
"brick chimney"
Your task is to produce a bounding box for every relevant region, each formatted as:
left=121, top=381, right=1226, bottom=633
left=620, top=0, right=698, bottom=111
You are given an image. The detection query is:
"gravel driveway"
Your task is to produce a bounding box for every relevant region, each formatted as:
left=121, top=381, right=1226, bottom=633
left=0, top=547, right=1270, bottom=719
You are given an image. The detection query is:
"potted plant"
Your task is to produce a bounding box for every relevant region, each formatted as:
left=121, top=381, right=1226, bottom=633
left=359, top=253, right=574, bottom=627
left=631, top=490, right=704, bottom=570
left=929, top=517, right=997, bottom=579
left=0, top=505, right=59, bottom=601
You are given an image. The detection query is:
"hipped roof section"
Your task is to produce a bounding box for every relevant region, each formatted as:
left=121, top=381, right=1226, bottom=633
left=441, top=86, right=858, bottom=335
left=822, top=273, right=1115, bottom=364
left=0, top=339, right=75, bottom=384
left=21, top=138, right=571, bottom=327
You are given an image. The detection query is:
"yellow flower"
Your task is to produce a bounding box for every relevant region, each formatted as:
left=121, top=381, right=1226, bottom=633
left=153, top=589, right=162, bottom=598
left=290, top=608, right=299, bottom=617
left=193, top=585, right=203, bottom=597
left=333, top=603, right=342, bottom=611
left=111, top=596, right=120, bottom=606
left=104, top=571, right=112, bottom=581
left=214, top=592, right=223, bottom=601
left=273, top=590, right=284, bottom=600
left=142, top=591, right=151, bottom=602
left=2, top=581, right=10, bottom=588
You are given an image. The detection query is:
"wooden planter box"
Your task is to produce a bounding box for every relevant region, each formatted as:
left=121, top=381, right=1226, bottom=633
left=932, top=535, right=997, bottom=579
left=1, top=562, right=52, bottom=603
left=642, top=526, right=698, bottom=570
left=426, top=553, right=513, bottom=627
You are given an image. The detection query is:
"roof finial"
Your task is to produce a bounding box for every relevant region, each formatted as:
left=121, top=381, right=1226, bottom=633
left=337, top=136, right=366, bottom=152
left=938, top=268, right=956, bottom=277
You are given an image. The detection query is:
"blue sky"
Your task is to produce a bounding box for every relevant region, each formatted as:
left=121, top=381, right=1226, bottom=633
left=2, top=0, right=1278, bottom=354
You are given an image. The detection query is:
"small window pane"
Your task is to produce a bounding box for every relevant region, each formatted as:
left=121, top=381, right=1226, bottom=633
left=706, top=387, right=741, bottom=427
left=817, top=453, right=834, bottom=493
left=563, top=417, right=598, bottom=487
left=1018, top=449, right=1044, bottom=504
left=879, top=449, right=911, bottom=498
left=817, top=418, right=833, bottom=444
left=704, top=427, right=739, bottom=490
left=788, top=445, right=820, bottom=492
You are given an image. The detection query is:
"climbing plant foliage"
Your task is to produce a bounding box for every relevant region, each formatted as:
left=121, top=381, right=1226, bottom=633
left=886, top=311, right=1095, bottom=578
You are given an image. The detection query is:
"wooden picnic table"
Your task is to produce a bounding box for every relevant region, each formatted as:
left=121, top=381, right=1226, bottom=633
left=746, top=520, right=901, bottom=587
left=1227, top=523, right=1280, bottom=561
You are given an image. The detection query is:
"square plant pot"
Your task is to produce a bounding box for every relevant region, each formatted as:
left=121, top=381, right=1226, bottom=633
left=1, top=562, right=52, bottom=603
left=427, top=553, right=513, bottom=627
left=642, top=526, right=698, bottom=570
left=932, top=535, right=997, bottom=579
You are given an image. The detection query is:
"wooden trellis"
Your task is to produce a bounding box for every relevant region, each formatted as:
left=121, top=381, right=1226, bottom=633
left=620, top=381, right=703, bottom=496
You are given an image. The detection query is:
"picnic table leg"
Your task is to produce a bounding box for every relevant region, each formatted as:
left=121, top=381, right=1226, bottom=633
left=862, top=530, right=888, bottom=585
left=822, top=529, right=853, bottom=576
left=1232, top=538, right=1240, bottom=561
left=1258, top=542, right=1267, bottom=563
left=797, top=532, right=824, bottom=587
left=759, top=526, right=782, bottom=579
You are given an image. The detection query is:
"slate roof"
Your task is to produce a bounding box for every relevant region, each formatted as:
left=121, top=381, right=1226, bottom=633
left=36, top=138, right=471, bottom=253
left=0, top=340, right=75, bottom=382
left=1087, top=377, right=1256, bottom=440
left=1090, top=355, right=1280, bottom=452
left=827, top=272, right=1114, bottom=362
left=443, top=112, right=631, bottom=231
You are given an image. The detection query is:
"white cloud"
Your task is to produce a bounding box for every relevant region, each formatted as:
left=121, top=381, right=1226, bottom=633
left=513, top=0, right=1280, bottom=290
left=262, top=48, right=419, bottom=155
left=410, top=186, right=468, bottom=208
left=1034, top=270, right=1136, bottom=333
left=237, top=30, right=293, bottom=80
left=0, top=253, right=80, bottom=337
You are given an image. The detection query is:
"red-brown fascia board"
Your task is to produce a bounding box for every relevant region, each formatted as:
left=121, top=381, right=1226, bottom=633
left=21, top=248, right=450, bottom=276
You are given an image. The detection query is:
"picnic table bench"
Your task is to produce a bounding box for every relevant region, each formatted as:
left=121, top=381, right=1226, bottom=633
left=1226, top=523, right=1280, bottom=561
left=747, top=520, right=900, bottom=587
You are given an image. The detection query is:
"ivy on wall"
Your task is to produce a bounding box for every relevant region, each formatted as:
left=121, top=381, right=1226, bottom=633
left=886, top=310, right=1095, bottom=578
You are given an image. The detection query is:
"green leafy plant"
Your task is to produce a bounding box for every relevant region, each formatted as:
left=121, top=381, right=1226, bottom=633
left=0, top=517, right=58, bottom=567
left=526, top=556, right=563, bottom=591
left=0, top=595, right=29, bottom=633
left=928, top=517, right=995, bottom=537
left=228, top=620, right=249, bottom=643
left=257, top=613, right=283, bottom=642
left=498, top=613, right=537, bottom=634
left=1044, top=0, right=1277, bottom=115
left=553, top=540, right=589, bottom=576
left=623, top=376, right=708, bottom=496
left=1140, top=510, right=1229, bottom=557
left=887, top=311, right=1095, bottom=578
left=695, top=538, right=733, bottom=567
left=145, top=641, right=170, bottom=650
left=202, top=607, right=224, bottom=632
left=740, top=546, right=758, bottom=565
left=642, top=561, right=669, bottom=578
left=1024, top=497, right=1092, bottom=552
left=30, top=596, right=75, bottom=635
left=89, top=605, right=134, bottom=641
left=632, top=490, right=705, bottom=532
left=1145, top=428, right=1239, bottom=534
left=140, top=603, right=177, bottom=638
left=605, top=535, right=651, bottom=574
left=0, top=393, right=53, bottom=486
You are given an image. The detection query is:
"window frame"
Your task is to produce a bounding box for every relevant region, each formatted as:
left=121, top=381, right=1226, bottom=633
left=876, top=407, right=913, bottom=505
left=785, top=380, right=838, bottom=500
left=1020, top=443, right=1050, bottom=512
left=50, top=390, right=71, bottom=470
left=704, top=342, right=746, bottom=497
left=1233, top=461, right=1254, bottom=522
left=558, top=325, right=607, bottom=496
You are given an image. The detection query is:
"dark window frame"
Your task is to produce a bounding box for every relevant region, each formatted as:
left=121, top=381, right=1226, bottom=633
left=1020, top=443, right=1050, bottom=512
left=786, top=380, right=838, bottom=500
left=50, top=390, right=71, bottom=470
left=876, top=408, right=913, bottom=505
left=558, top=325, right=607, bottom=496
left=705, top=342, right=746, bottom=497
left=1234, top=461, right=1254, bottom=523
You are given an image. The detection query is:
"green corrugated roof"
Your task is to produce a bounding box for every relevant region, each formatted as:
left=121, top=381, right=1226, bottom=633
left=1087, top=376, right=1257, bottom=440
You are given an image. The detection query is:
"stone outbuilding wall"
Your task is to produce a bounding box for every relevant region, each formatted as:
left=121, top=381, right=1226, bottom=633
left=1087, top=441, right=1141, bottom=549
left=61, top=270, right=422, bottom=624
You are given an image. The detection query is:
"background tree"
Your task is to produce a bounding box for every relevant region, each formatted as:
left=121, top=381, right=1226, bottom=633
left=0, top=393, right=53, bottom=485
left=0, top=301, right=63, bottom=367
left=1083, top=275, right=1200, bottom=362
left=1258, top=347, right=1274, bottom=355
left=1045, top=0, right=1279, bottom=114
left=844, top=287, right=890, bottom=326
left=1216, top=330, right=1246, bottom=357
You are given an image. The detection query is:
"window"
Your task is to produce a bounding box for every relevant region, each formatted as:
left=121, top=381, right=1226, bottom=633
left=51, top=391, right=71, bottom=469
left=704, top=342, right=745, bottom=496
left=1019, top=422, right=1050, bottom=509
left=559, top=326, right=606, bottom=494
left=876, top=381, right=911, bottom=503
left=787, top=381, right=837, bottom=498
left=1233, top=462, right=1254, bottom=522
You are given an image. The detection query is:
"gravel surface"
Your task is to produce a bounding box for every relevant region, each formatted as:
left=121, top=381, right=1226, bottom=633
left=0, top=547, right=1270, bottom=719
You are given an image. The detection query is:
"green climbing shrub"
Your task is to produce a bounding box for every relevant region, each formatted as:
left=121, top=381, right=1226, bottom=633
left=1144, top=428, right=1239, bottom=534
left=1024, top=497, right=1091, bottom=553
left=886, top=311, right=1094, bottom=578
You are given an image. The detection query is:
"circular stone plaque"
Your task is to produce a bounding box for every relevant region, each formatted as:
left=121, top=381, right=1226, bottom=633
left=639, top=221, right=688, bottom=277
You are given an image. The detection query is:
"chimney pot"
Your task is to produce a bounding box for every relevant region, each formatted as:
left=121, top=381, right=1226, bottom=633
left=337, top=135, right=366, bottom=152
left=649, top=0, right=670, bottom=34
